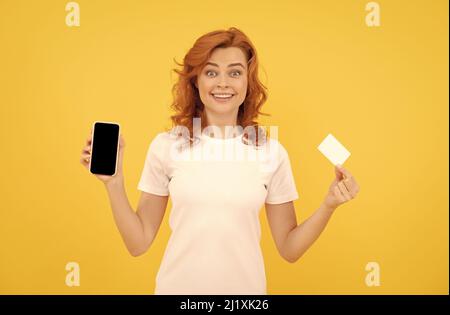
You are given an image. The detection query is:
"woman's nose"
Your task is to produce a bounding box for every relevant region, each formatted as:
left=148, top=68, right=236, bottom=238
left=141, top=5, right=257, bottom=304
left=217, top=74, right=229, bottom=88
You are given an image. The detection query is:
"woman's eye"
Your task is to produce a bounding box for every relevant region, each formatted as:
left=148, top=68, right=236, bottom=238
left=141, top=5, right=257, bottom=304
left=231, top=71, right=241, bottom=77
left=205, top=70, right=241, bottom=77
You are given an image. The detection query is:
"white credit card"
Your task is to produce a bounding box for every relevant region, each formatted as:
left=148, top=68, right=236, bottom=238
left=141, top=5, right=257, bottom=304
left=317, top=133, right=351, bottom=166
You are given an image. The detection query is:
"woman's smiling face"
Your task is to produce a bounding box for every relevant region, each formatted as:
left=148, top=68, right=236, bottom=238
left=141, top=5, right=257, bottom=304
left=196, top=47, right=248, bottom=118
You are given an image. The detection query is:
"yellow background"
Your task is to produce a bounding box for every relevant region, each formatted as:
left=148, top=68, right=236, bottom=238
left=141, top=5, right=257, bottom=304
left=0, top=0, right=448, bottom=294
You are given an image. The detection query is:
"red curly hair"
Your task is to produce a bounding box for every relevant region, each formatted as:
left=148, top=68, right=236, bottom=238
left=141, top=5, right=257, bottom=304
left=164, top=27, right=271, bottom=147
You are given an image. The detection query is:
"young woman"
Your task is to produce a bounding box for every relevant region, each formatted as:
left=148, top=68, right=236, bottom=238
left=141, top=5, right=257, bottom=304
left=80, top=27, right=360, bottom=295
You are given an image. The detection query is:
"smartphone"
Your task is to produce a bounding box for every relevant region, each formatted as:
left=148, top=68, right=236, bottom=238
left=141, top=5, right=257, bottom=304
left=89, top=121, right=121, bottom=176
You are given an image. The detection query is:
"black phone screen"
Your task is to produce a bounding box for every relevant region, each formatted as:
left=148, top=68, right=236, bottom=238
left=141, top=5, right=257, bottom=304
left=90, top=122, right=120, bottom=176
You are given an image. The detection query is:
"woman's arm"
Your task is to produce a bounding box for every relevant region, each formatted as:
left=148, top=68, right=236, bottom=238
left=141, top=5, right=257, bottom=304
left=105, top=178, right=168, bottom=257
left=265, top=165, right=360, bottom=263
left=80, top=131, right=168, bottom=257
left=266, top=202, right=335, bottom=263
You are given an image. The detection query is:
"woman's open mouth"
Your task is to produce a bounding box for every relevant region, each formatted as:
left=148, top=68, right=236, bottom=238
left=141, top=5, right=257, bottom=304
left=211, top=93, right=235, bottom=103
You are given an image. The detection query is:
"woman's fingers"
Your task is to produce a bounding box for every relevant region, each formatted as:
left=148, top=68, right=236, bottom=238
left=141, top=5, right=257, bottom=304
left=331, top=166, right=360, bottom=207
left=80, top=131, right=93, bottom=169
left=80, top=154, right=90, bottom=166
left=342, top=178, right=351, bottom=192
left=333, top=186, right=346, bottom=203
left=86, top=135, right=92, bottom=145
left=337, top=165, right=353, bottom=180
left=82, top=144, right=91, bottom=153
left=80, top=156, right=89, bottom=169
left=342, top=177, right=360, bottom=196
left=338, top=181, right=352, bottom=201
left=342, top=179, right=355, bottom=197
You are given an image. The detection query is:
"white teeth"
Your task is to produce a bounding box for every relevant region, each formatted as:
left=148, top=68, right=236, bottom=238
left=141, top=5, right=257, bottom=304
left=213, top=94, right=233, bottom=98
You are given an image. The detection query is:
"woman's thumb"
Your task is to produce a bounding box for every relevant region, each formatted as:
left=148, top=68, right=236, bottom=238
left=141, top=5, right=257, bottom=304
left=119, top=134, right=125, bottom=148
left=334, top=164, right=344, bottom=181
left=117, top=136, right=125, bottom=166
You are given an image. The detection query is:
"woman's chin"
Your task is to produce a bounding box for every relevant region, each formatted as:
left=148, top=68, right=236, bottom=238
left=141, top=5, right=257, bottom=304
left=209, top=103, right=239, bottom=112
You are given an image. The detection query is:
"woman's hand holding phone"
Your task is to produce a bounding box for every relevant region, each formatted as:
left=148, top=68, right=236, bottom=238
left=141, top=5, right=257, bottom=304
left=80, top=128, right=126, bottom=185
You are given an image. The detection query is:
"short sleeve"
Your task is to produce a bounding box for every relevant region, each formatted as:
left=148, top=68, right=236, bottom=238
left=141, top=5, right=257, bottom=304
left=265, top=144, right=299, bottom=204
left=137, top=133, right=170, bottom=196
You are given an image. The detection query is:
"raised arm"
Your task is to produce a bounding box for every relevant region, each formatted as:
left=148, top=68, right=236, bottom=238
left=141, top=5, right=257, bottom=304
left=265, top=164, right=360, bottom=263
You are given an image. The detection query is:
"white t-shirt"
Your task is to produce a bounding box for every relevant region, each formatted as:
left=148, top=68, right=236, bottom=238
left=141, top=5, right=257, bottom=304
left=137, top=129, right=299, bottom=295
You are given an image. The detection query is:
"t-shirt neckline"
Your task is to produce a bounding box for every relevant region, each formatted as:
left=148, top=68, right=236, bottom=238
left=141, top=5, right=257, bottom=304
left=200, top=130, right=244, bottom=142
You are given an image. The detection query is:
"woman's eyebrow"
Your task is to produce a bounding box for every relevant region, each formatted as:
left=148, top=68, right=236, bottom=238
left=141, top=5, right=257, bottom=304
left=206, top=62, right=245, bottom=69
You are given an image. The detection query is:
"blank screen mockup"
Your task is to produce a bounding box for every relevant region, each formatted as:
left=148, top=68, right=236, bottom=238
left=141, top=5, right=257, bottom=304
left=90, top=122, right=120, bottom=176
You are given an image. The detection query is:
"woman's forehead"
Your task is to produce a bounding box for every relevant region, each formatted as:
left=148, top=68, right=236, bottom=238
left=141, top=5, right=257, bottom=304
left=208, top=47, right=248, bottom=64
